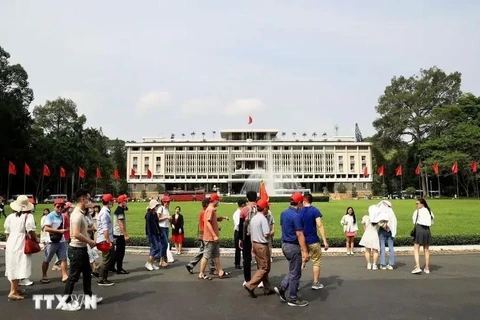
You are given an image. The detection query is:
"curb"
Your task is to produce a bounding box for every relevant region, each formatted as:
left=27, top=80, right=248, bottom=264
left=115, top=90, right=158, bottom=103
left=1, top=242, right=478, bottom=257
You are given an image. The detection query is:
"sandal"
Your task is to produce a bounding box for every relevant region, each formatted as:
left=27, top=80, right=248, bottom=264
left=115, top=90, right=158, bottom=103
left=62, top=277, right=68, bottom=282
left=218, top=271, right=231, bottom=279
left=198, top=274, right=212, bottom=280
left=40, top=278, right=50, bottom=284
left=8, top=294, right=24, bottom=301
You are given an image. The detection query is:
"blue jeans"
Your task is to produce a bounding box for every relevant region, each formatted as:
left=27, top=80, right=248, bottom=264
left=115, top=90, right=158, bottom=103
left=280, top=243, right=302, bottom=302
left=159, top=227, right=169, bottom=259
left=149, top=235, right=162, bottom=260
left=379, top=229, right=395, bottom=266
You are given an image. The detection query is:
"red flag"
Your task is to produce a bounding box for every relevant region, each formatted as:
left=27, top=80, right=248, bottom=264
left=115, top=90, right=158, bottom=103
left=432, top=163, right=439, bottom=175
left=114, top=169, right=120, bottom=180
left=248, top=116, right=253, bottom=124
left=452, top=162, right=458, bottom=174
left=363, top=167, right=368, bottom=176
left=79, top=167, right=85, bottom=179
left=96, top=167, right=102, bottom=179
left=259, top=180, right=269, bottom=202
left=471, top=160, right=477, bottom=173
left=130, top=168, right=136, bottom=178
left=415, top=163, right=421, bottom=176
left=8, top=161, right=16, bottom=175
left=24, top=163, right=31, bottom=176
left=147, top=169, right=152, bottom=179
left=395, top=165, right=402, bottom=176
left=60, top=167, right=66, bottom=178
left=377, top=165, right=384, bottom=177
left=43, top=164, right=51, bottom=177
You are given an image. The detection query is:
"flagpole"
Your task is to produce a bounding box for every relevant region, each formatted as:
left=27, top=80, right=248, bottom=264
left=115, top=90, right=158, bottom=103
left=7, top=172, right=11, bottom=201
left=456, top=172, right=460, bottom=198
left=437, top=174, right=441, bottom=198
left=95, top=177, right=98, bottom=195
left=23, top=169, right=26, bottom=194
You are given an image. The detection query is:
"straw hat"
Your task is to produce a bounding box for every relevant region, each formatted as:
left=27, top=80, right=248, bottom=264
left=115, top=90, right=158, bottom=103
left=10, top=195, right=34, bottom=212
left=147, top=199, right=160, bottom=210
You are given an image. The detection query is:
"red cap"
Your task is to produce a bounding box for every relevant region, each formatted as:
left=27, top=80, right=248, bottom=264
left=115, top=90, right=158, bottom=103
left=96, top=241, right=111, bottom=252
left=117, top=194, right=129, bottom=203
left=290, top=192, right=304, bottom=204
left=257, top=199, right=270, bottom=211
left=54, top=198, right=65, bottom=205
left=161, top=195, right=171, bottom=203
left=209, top=193, right=222, bottom=202
left=65, top=202, right=73, bottom=209
left=102, top=194, right=114, bottom=202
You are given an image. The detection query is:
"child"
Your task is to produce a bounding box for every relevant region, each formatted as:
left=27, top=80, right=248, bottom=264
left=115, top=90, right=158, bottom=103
left=40, top=208, right=50, bottom=249
left=340, top=207, right=358, bottom=255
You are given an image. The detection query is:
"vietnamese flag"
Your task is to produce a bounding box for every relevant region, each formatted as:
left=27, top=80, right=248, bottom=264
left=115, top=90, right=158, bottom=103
left=43, top=164, right=51, bottom=177
left=79, top=167, right=85, bottom=179
left=363, top=167, right=368, bottom=176
left=415, top=163, right=421, bottom=176
left=147, top=169, right=152, bottom=179
left=96, top=167, right=102, bottom=179
left=432, top=163, right=439, bottom=175
left=114, top=169, right=120, bottom=180
left=377, top=165, right=384, bottom=177
left=8, top=161, right=16, bottom=175
left=60, top=167, right=66, bottom=178
left=130, top=168, right=136, bottom=178
left=248, top=116, right=253, bottom=124
left=471, top=160, right=477, bottom=174
left=24, top=163, right=31, bottom=176
left=451, top=162, right=458, bottom=174
left=259, top=180, right=269, bottom=202
left=395, top=165, right=402, bottom=176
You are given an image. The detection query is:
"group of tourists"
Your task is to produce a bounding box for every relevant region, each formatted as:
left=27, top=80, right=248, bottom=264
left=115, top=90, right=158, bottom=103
left=2, top=189, right=435, bottom=310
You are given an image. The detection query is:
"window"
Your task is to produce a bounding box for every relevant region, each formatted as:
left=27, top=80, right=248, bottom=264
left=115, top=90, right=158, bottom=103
left=133, top=157, right=138, bottom=165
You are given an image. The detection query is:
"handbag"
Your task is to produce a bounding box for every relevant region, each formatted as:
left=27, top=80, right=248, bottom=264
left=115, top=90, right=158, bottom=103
left=410, top=210, right=419, bottom=238
left=24, top=213, right=41, bottom=255
left=49, top=215, right=64, bottom=243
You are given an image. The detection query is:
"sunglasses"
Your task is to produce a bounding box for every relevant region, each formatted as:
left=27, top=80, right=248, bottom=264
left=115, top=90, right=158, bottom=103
left=56, top=205, right=65, bottom=208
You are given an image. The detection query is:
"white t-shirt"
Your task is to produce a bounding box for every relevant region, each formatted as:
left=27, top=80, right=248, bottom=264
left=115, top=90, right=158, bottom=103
left=250, top=213, right=270, bottom=244
left=233, top=208, right=241, bottom=231
left=157, top=206, right=170, bottom=228
left=413, top=207, right=434, bottom=227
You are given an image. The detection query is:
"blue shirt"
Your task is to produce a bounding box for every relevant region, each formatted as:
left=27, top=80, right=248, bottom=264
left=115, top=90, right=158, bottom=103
left=96, top=207, right=114, bottom=243
left=44, top=211, right=65, bottom=243
left=280, top=207, right=303, bottom=245
left=299, top=205, right=322, bottom=245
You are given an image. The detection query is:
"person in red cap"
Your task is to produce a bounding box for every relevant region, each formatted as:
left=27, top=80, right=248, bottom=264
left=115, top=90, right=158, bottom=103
left=95, top=194, right=115, bottom=286
left=112, top=194, right=130, bottom=274
left=243, top=199, right=275, bottom=298
left=157, top=195, right=172, bottom=267
left=198, top=193, right=230, bottom=280
left=274, top=192, right=310, bottom=307
left=52, top=202, right=74, bottom=270
left=41, top=198, right=69, bottom=283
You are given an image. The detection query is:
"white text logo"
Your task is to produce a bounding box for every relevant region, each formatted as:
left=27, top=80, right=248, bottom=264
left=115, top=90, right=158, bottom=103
left=32, top=294, right=98, bottom=310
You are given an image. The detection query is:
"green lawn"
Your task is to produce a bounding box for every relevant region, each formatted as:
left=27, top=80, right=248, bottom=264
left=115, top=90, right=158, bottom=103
left=1, top=199, right=478, bottom=243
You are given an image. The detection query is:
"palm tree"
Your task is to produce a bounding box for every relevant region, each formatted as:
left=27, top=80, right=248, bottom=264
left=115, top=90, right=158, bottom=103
left=181, top=133, right=185, bottom=139
left=281, top=132, right=286, bottom=139
left=170, top=133, right=175, bottom=140
left=312, top=132, right=317, bottom=138
left=302, top=133, right=307, bottom=139
left=292, top=132, right=296, bottom=139
left=202, top=132, right=206, bottom=140
left=191, top=132, right=196, bottom=140
left=322, top=132, right=327, bottom=141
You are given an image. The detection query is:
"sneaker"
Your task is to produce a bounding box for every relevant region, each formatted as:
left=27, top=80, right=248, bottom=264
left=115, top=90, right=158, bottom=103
left=411, top=267, right=422, bottom=274
left=61, top=302, right=82, bottom=311
left=311, top=282, right=324, bottom=290
left=386, top=265, right=394, bottom=270
left=152, top=264, right=160, bottom=270
left=287, top=299, right=309, bottom=307
left=274, top=287, right=287, bottom=302
left=258, top=282, right=264, bottom=288
left=423, top=268, right=430, bottom=274
left=19, top=279, right=33, bottom=286
left=380, top=265, right=387, bottom=270
left=243, top=281, right=247, bottom=286
left=97, top=280, right=114, bottom=286
left=145, top=262, right=154, bottom=271
left=372, top=264, right=378, bottom=270
left=52, top=265, right=61, bottom=271
left=367, top=263, right=372, bottom=270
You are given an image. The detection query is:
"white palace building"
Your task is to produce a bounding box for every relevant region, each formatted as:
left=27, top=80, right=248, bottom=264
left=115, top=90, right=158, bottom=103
left=126, top=129, right=373, bottom=198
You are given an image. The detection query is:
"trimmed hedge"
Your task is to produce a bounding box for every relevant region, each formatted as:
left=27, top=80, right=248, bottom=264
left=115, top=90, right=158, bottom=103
left=3, top=234, right=477, bottom=248
left=220, top=195, right=330, bottom=203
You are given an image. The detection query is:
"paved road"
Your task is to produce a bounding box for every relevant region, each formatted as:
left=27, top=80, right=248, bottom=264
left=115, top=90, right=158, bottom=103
left=0, top=250, right=479, bottom=320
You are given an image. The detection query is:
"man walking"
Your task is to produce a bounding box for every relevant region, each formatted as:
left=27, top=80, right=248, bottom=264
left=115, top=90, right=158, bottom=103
left=238, top=191, right=257, bottom=284
left=243, top=199, right=275, bottom=298
left=300, top=193, right=329, bottom=290
left=96, top=194, right=115, bottom=286
left=62, top=189, right=103, bottom=311
left=233, top=199, right=247, bottom=269
left=274, top=192, right=310, bottom=307
left=113, top=194, right=130, bottom=274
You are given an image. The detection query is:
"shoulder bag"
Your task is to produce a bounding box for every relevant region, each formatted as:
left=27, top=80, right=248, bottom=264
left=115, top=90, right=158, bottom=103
left=410, top=210, right=419, bottom=238
left=49, top=216, right=64, bottom=243
left=24, top=213, right=41, bottom=255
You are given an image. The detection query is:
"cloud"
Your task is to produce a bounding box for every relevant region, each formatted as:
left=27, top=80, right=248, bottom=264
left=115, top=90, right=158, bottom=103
left=180, top=97, right=221, bottom=115
left=224, top=98, right=265, bottom=116
left=136, top=92, right=171, bottom=114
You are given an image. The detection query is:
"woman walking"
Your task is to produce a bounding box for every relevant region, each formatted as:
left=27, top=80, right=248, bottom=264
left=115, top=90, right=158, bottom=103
left=171, top=206, right=185, bottom=254
left=157, top=195, right=172, bottom=267
left=412, top=198, right=434, bottom=274
left=145, top=199, right=161, bottom=271
left=3, top=195, right=38, bottom=300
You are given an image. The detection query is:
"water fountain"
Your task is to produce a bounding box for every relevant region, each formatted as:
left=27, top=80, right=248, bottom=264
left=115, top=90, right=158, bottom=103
left=239, top=145, right=311, bottom=196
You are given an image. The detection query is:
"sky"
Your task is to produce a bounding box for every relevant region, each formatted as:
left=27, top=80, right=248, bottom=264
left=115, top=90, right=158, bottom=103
left=1, top=0, right=479, bottom=141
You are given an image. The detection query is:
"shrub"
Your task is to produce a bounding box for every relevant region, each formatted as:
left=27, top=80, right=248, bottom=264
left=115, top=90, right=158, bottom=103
left=351, top=186, right=358, bottom=198
left=336, top=183, right=347, bottom=193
